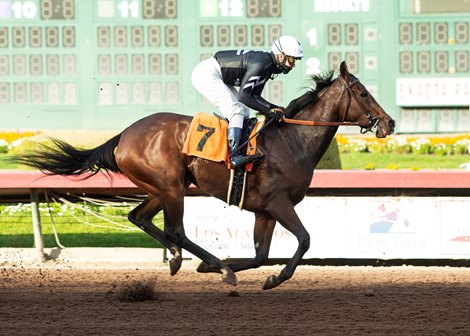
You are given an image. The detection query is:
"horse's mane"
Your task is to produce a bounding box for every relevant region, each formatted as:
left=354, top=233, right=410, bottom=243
left=284, top=71, right=335, bottom=118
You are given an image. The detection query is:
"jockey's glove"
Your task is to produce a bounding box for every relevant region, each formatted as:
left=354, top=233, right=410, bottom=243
left=267, top=107, right=285, bottom=122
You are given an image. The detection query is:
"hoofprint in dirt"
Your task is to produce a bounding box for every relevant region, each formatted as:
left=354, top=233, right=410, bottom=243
left=1, top=265, right=469, bottom=336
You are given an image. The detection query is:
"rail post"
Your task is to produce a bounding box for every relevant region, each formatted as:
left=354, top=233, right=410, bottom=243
left=30, top=188, right=46, bottom=262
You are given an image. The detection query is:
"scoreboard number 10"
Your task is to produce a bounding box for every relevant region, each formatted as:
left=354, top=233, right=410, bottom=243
left=6, top=0, right=75, bottom=20
left=10, top=1, right=37, bottom=19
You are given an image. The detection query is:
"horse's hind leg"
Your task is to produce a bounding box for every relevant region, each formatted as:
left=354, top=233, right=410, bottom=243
left=162, top=192, right=237, bottom=286
left=128, top=195, right=183, bottom=275
left=229, top=212, right=276, bottom=272
left=197, top=212, right=275, bottom=273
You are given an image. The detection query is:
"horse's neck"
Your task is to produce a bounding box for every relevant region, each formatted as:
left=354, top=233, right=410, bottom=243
left=300, top=85, right=342, bottom=124
left=287, top=90, right=340, bottom=164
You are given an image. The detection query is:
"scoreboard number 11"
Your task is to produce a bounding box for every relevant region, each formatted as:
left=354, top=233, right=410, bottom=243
left=113, top=0, right=178, bottom=19
left=117, top=0, right=139, bottom=18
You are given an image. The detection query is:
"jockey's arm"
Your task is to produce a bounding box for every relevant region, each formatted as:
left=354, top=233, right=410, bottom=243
left=238, top=67, right=279, bottom=114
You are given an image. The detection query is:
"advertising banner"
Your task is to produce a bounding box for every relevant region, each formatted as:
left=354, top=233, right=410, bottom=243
left=183, top=196, right=470, bottom=260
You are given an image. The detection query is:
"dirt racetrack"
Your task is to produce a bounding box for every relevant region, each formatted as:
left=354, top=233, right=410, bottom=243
left=1, top=263, right=470, bottom=336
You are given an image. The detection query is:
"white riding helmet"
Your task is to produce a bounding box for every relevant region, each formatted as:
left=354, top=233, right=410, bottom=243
left=271, top=35, right=304, bottom=58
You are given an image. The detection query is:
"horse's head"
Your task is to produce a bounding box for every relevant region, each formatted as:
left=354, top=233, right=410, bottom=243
left=337, top=61, right=395, bottom=138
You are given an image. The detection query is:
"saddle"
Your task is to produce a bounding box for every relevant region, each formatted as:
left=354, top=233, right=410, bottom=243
left=182, top=112, right=266, bottom=208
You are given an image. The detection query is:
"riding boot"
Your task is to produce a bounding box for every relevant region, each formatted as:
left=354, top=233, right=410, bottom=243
left=227, top=127, right=263, bottom=168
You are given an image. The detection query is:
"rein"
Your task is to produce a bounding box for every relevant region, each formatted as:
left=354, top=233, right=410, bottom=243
left=278, top=75, right=380, bottom=133
left=281, top=118, right=359, bottom=127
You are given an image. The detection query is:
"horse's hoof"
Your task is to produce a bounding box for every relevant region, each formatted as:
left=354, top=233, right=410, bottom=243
left=262, top=275, right=278, bottom=290
left=197, top=262, right=222, bottom=273
left=221, top=266, right=237, bottom=286
left=169, top=257, right=182, bottom=276
left=196, top=261, right=211, bottom=273
left=168, top=247, right=182, bottom=276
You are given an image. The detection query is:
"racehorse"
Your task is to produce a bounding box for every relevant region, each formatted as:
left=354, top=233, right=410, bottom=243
left=19, top=62, right=395, bottom=290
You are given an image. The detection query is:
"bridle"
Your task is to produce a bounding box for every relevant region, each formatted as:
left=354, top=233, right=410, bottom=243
left=281, top=75, right=380, bottom=134
left=338, top=75, right=380, bottom=134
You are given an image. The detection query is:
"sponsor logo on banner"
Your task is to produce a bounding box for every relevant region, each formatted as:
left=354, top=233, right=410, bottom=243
left=439, top=200, right=470, bottom=255
left=369, top=202, right=413, bottom=234
left=349, top=199, right=430, bottom=258
left=184, top=197, right=296, bottom=259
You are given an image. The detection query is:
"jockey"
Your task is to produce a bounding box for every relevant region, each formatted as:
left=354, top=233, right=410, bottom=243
left=191, top=35, right=303, bottom=168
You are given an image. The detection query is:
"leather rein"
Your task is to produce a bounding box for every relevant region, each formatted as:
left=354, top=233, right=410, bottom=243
left=280, top=76, right=380, bottom=134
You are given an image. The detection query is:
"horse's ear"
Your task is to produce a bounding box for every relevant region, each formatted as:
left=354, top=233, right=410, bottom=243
left=340, top=61, right=349, bottom=80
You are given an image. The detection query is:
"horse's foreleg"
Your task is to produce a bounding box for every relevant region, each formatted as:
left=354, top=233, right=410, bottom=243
left=200, top=212, right=275, bottom=273
left=263, top=200, right=310, bottom=290
left=163, top=193, right=237, bottom=286
left=128, top=195, right=183, bottom=275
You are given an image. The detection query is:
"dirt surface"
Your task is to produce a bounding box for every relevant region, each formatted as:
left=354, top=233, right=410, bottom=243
left=1, top=264, right=470, bottom=336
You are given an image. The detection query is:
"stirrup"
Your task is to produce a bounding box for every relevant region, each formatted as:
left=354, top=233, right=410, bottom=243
left=230, top=153, right=263, bottom=169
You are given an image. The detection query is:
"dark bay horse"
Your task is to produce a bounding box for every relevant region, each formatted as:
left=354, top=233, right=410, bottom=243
left=19, top=62, right=395, bottom=289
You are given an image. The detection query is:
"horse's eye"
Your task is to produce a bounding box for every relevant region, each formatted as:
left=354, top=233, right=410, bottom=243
left=360, top=92, right=368, bottom=98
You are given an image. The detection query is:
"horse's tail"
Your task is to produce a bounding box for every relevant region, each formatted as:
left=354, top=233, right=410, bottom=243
left=18, top=134, right=122, bottom=177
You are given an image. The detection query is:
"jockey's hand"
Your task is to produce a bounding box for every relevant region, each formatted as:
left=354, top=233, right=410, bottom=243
left=267, top=107, right=285, bottom=122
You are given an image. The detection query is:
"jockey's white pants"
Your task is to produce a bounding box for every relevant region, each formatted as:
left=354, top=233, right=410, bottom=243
left=192, top=57, right=249, bottom=129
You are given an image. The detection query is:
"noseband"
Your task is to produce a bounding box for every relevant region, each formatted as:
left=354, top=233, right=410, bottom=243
left=282, top=76, right=380, bottom=133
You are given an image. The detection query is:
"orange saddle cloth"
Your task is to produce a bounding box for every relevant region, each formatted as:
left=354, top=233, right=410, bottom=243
left=182, top=112, right=229, bottom=163
left=182, top=112, right=263, bottom=171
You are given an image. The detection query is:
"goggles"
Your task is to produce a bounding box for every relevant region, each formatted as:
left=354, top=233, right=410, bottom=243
left=286, top=55, right=302, bottom=65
